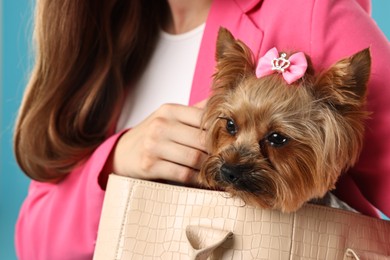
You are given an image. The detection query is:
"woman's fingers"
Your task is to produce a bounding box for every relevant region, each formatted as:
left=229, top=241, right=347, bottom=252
left=152, top=103, right=204, bottom=128
left=112, top=102, right=208, bottom=185
left=164, top=121, right=206, bottom=152
left=151, top=140, right=208, bottom=170
left=194, top=98, right=208, bottom=109
left=139, top=159, right=198, bottom=184
left=145, top=104, right=206, bottom=152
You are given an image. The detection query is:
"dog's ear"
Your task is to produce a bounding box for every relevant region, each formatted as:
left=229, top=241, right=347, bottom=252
left=313, top=48, right=371, bottom=110
left=213, top=27, right=255, bottom=90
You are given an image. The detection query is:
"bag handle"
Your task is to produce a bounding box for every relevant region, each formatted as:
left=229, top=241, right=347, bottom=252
left=186, top=225, right=233, bottom=260
left=344, top=248, right=390, bottom=260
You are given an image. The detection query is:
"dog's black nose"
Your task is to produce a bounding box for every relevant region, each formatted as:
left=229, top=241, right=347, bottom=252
left=220, top=163, right=242, bottom=183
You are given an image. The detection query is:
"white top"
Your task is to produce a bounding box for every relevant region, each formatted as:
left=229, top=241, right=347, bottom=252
left=116, top=24, right=205, bottom=131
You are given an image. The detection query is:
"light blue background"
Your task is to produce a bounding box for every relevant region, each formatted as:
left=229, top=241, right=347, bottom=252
left=1, top=1, right=389, bottom=259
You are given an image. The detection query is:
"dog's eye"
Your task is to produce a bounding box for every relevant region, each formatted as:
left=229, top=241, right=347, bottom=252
left=267, top=132, right=288, bottom=147
left=225, top=119, right=237, bottom=136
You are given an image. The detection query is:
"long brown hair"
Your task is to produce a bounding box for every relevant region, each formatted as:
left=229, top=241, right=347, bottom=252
left=14, top=0, right=168, bottom=181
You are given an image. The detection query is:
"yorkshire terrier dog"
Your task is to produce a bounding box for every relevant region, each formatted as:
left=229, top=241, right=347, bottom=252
left=198, top=28, right=371, bottom=212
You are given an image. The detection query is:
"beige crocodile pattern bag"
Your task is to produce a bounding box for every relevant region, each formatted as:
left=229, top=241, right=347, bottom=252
left=94, top=174, right=390, bottom=260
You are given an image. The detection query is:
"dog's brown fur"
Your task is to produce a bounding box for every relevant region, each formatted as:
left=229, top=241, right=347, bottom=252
left=198, top=28, right=371, bottom=212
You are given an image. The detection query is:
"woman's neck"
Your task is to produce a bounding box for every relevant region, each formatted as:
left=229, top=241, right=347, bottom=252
left=164, top=0, right=212, bottom=34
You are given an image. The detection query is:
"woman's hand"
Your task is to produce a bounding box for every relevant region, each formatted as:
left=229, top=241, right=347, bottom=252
left=112, top=103, right=207, bottom=185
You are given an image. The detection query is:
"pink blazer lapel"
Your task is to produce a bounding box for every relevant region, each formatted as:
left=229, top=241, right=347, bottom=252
left=189, top=0, right=264, bottom=105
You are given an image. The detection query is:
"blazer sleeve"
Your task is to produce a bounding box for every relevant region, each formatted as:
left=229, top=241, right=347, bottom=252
left=309, top=0, right=390, bottom=217
left=15, top=131, right=126, bottom=260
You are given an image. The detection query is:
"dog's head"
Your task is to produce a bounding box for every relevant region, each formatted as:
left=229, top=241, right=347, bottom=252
left=198, top=28, right=371, bottom=212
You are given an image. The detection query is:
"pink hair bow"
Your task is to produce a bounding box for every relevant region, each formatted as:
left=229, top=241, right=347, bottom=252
left=255, top=47, right=308, bottom=84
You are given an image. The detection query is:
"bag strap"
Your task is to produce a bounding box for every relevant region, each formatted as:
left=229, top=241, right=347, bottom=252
left=344, top=248, right=390, bottom=260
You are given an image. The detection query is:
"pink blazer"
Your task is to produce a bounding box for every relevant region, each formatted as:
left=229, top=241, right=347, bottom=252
left=16, top=0, right=390, bottom=259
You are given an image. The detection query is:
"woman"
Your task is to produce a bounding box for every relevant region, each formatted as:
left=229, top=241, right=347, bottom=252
left=15, top=0, right=390, bottom=259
